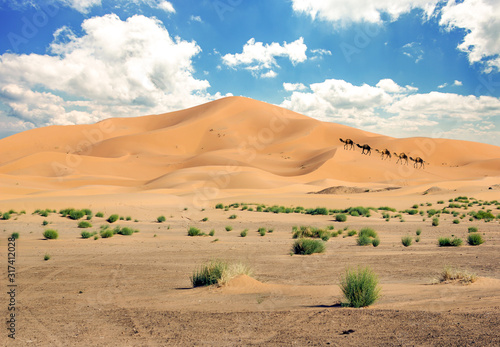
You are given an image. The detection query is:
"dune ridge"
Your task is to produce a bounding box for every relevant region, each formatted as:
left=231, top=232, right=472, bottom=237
left=1, top=96, right=499, bottom=198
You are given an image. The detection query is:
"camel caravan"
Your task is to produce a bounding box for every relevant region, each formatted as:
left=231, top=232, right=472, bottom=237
left=339, top=138, right=427, bottom=169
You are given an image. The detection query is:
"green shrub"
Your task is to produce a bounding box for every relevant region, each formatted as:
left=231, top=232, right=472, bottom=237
left=69, top=210, right=85, bottom=220
left=107, top=214, right=119, bottom=223
left=126, top=216, right=132, bottom=221
left=117, top=227, right=135, bottom=236
left=468, top=227, right=478, bottom=233
left=95, top=212, right=104, bottom=218
left=372, top=237, right=380, bottom=247
left=359, top=228, right=377, bottom=238
left=100, top=229, right=114, bottom=238
left=188, top=227, right=203, bottom=236
left=209, top=229, right=215, bottom=237
left=401, top=236, right=412, bottom=247
left=467, top=233, right=484, bottom=246
left=292, top=226, right=330, bottom=240
left=11, top=232, right=19, bottom=239
left=438, top=237, right=463, bottom=247
left=415, top=237, right=420, bottom=243
left=347, top=230, right=357, bottom=236
left=416, top=229, right=421, bottom=236
left=452, top=219, right=460, bottom=224
left=258, top=227, right=266, bottom=236
left=78, top=221, right=92, bottom=228
left=2, top=212, right=11, bottom=220
left=240, top=229, right=248, bottom=237
left=229, top=214, right=237, bottom=219
left=225, top=226, right=233, bottom=231
left=357, top=235, right=372, bottom=246
left=339, top=266, right=381, bottom=308
left=335, top=213, right=347, bottom=222
left=44, top=254, right=51, bottom=261
left=378, top=206, right=396, bottom=212
left=157, top=215, right=166, bottom=223
left=292, top=238, right=326, bottom=255
left=190, top=260, right=252, bottom=287
left=306, top=207, right=329, bottom=215
left=357, top=228, right=378, bottom=246
left=43, top=229, right=58, bottom=239
left=81, top=231, right=96, bottom=239
left=215, top=203, right=224, bottom=209
left=201, top=217, right=208, bottom=222
left=432, top=217, right=439, bottom=226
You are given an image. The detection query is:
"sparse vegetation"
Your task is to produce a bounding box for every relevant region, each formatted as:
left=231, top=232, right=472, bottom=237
left=468, top=227, right=478, bottom=233
left=357, top=228, right=378, bottom=246
left=10, top=232, right=19, bottom=239
left=453, top=219, right=460, bottom=224
left=432, top=217, right=439, bottom=226
left=157, top=215, right=166, bottom=223
left=43, top=229, right=58, bottom=239
left=291, top=238, right=326, bottom=255
left=190, top=260, right=252, bottom=287
left=228, top=214, right=237, bottom=219
left=215, top=203, right=224, bottom=209
left=81, top=231, right=97, bottom=239
left=335, top=213, right=347, bottom=222
left=44, top=254, right=51, bottom=261
left=209, top=229, right=215, bottom=237
left=438, top=266, right=477, bottom=284
left=292, top=226, right=331, bottom=241
left=467, top=233, right=484, bottom=246
left=225, top=226, right=233, bottom=231
left=339, top=266, right=381, bottom=308
left=2, top=212, right=11, bottom=220
left=258, top=227, right=266, bottom=236
left=401, top=236, right=412, bottom=247
left=188, top=227, right=205, bottom=236
left=100, top=229, right=114, bottom=238
left=240, top=229, right=248, bottom=237
left=438, top=237, right=463, bottom=247
left=201, top=217, right=208, bottom=222
left=78, top=221, right=92, bottom=228
left=107, top=214, right=119, bottom=223
left=95, top=212, right=104, bottom=218
left=372, top=237, right=380, bottom=247
left=416, top=229, right=421, bottom=236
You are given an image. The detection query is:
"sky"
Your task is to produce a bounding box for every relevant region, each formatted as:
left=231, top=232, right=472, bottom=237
left=0, top=0, right=499, bottom=146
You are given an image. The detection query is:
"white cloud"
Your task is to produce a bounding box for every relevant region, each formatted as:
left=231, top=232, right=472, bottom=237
left=402, top=42, right=424, bottom=63
left=283, top=82, right=307, bottom=92
left=438, top=83, right=448, bottom=89
left=281, top=77, right=500, bottom=138
left=453, top=80, right=463, bottom=86
left=63, top=0, right=101, bottom=13
left=222, top=37, right=307, bottom=77
left=261, top=70, right=278, bottom=79
left=0, top=14, right=225, bottom=127
left=291, top=0, right=439, bottom=25
left=190, top=15, right=203, bottom=23
left=156, top=0, right=175, bottom=13
left=440, top=0, right=500, bottom=72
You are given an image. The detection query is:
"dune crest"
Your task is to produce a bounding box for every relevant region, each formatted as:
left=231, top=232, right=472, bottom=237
left=1, top=96, right=499, bottom=198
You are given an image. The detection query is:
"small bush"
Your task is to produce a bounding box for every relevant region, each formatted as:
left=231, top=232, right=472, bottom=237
left=188, top=227, right=203, bottom=236
left=225, top=226, right=233, bottom=231
left=372, top=237, right=380, bottom=247
left=416, top=229, right=421, bottom=236
left=201, top=217, right=208, bottom=222
left=95, top=212, right=104, bottom=218
left=240, top=229, right=248, bottom=237
left=359, top=228, right=377, bottom=238
left=191, top=260, right=252, bottom=287
left=157, top=215, right=166, bottom=223
left=81, top=231, right=96, bottom=239
left=107, top=214, right=119, bottom=223
left=126, top=216, right=132, bottom=221
left=438, top=237, right=463, bottom=247
left=44, top=254, right=51, bottom=261
left=401, top=236, right=412, bottom=247
left=467, top=233, right=484, bottom=246
left=78, top=221, right=92, bottom=228
left=453, top=219, right=460, bottom=224
left=11, top=232, right=19, bottom=239
left=100, top=229, right=114, bottom=238
left=43, top=229, right=58, bottom=239
left=439, top=266, right=476, bottom=284
left=468, top=227, right=478, bottom=233
left=209, top=229, right=215, bottom=237
left=258, top=227, right=266, bottom=236
left=229, top=214, right=237, bottom=219
left=2, top=212, right=11, bottom=220
left=347, top=230, right=357, bottom=237
left=292, top=238, right=326, bottom=255
left=69, top=210, right=85, bottom=220
left=215, top=203, right=224, bottom=209
left=339, top=266, right=381, bottom=308
left=335, top=214, right=347, bottom=222
left=357, top=235, right=372, bottom=246
left=116, top=227, right=135, bottom=236
left=432, top=217, right=439, bottom=226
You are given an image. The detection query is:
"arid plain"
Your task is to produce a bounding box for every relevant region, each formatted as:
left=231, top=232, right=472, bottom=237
left=1, top=97, right=500, bottom=346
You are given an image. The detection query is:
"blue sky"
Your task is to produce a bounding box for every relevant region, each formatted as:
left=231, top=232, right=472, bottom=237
left=0, top=0, right=499, bottom=145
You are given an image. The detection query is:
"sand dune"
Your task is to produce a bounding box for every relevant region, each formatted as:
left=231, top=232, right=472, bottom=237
left=1, top=96, right=499, bottom=199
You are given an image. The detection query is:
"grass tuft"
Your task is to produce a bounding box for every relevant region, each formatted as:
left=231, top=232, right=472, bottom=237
left=438, top=266, right=477, bottom=284
left=467, top=233, right=484, bottom=246
left=339, top=266, right=381, bottom=308
left=401, top=236, right=412, bottom=247
left=78, top=221, right=92, bottom=228
left=438, top=237, right=463, bottom=247
left=190, top=260, right=252, bottom=287
left=291, top=238, right=325, bottom=255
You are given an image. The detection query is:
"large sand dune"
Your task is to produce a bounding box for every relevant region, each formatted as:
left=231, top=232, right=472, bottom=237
left=1, top=96, right=499, bottom=201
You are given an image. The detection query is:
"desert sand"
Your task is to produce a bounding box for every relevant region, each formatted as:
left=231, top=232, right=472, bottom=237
left=1, top=96, right=500, bottom=346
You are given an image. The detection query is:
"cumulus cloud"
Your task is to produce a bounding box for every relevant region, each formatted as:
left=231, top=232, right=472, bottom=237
left=440, top=0, right=500, bottom=72
left=291, top=0, right=438, bottom=25
left=283, top=82, right=307, bottom=92
left=281, top=77, right=500, bottom=138
left=222, top=37, right=307, bottom=78
left=0, top=14, right=225, bottom=127
left=190, top=15, right=203, bottom=23
left=260, top=70, right=278, bottom=79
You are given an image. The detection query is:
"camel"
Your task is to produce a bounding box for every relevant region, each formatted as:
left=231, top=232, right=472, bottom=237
left=356, top=144, right=371, bottom=155
left=375, top=149, right=391, bottom=160
left=410, top=156, right=426, bottom=169
left=339, top=138, right=355, bottom=150
left=394, top=152, right=409, bottom=165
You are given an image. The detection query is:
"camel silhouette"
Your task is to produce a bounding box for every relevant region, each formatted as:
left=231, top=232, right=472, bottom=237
left=375, top=149, right=391, bottom=160
left=410, top=156, right=426, bottom=169
left=356, top=144, right=371, bottom=155
left=339, top=138, right=355, bottom=150
left=394, top=152, right=409, bottom=165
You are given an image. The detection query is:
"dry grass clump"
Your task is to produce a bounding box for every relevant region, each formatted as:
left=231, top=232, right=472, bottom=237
left=190, top=260, right=253, bottom=287
left=437, top=266, right=477, bottom=285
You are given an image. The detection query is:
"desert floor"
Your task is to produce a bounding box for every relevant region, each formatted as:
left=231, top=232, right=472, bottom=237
left=1, top=188, right=500, bottom=346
